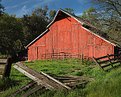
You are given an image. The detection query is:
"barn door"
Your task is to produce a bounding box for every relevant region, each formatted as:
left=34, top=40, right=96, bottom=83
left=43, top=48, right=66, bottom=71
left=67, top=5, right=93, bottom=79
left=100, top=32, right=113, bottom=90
left=37, top=46, right=46, bottom=60
left=36, top=37, right=46, bottom=60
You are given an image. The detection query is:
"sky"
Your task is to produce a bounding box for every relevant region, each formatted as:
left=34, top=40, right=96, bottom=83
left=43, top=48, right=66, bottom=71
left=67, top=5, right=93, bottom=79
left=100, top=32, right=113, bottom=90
left=1, top=0, right=94, bottom=17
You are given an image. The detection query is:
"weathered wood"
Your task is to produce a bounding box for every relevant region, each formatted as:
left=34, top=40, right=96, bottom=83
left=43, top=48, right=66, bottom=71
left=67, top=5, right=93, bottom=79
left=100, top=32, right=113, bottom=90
left=65, top=80, right=89, bottom=88
left=13, top=62, right=71, bottom=90
left=22, top=85, right=44, bottom=97
left=111, top=61, right=121, bottom=65
left=98, top=59, right=110, bottom=64
left=3, top=57, right=12, bottom=78
left=41, top=71, right=71, bottom=89
left=54, top=75, right=93, bottom=88
left=93, top=54, right=121, bottom=71
left=10, top=81, right=36, bottom=97
left=0, top=59, right=7, bottom=64
left=101, top=64, right=112, bottom=68
left=93, top=55, right=108, bottom=60
left=0, top=59, right=6, bottom=76
left=10, top=73, right=92, bottom=97
left=93, top=57, right=103, bottom=70
left=107, top=54, right=114, bottom=68
left=0, top=57, right=13, bottom=78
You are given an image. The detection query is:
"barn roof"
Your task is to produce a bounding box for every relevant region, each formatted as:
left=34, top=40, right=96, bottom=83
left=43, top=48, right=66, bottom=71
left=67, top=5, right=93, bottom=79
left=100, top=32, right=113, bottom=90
left=26, top=9, right=117, bottom=48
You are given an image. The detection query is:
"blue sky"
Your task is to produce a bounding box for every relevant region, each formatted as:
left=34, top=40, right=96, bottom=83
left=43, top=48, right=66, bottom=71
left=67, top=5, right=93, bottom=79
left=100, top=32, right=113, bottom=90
left=1, top=0, right=94, bottom=17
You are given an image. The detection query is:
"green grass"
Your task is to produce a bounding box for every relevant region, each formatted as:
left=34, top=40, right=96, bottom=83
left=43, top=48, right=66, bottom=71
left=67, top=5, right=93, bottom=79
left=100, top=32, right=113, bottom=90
left=0, top=59, right=121, bottom=97
left=25, top=59, right=94, bottom=76
left=86, top=68, right=121, bottom=97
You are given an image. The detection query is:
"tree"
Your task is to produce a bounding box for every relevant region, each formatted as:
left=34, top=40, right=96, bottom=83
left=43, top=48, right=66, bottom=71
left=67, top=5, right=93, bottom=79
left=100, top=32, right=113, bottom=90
left=0, top=14, right=24, bottom=55
left=91, top=0, right=121, bottom=41
left=22, top=6, right=49, bottom=45
left=92, top=0, right=121, bottom=17
left=81, top=7, right=100, bottom=27
left=64, top=8, right=74, bottom=15
left=49, top=10, right=56, bottom=20
left=0, top=6, right=50, bottom=56
left=0, top=0, right=4, bottom=15
left=32, top=6, right=49, bottom=21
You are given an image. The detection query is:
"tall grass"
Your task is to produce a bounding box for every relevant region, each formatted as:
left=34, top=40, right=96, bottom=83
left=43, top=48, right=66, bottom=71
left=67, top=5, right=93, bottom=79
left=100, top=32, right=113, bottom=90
left=86, top=68, right=121, bottom=97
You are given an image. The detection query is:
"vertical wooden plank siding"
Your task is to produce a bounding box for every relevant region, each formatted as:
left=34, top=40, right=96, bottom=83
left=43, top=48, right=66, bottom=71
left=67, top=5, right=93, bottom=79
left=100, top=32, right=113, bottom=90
left=28, top=12, right=115, bottom=61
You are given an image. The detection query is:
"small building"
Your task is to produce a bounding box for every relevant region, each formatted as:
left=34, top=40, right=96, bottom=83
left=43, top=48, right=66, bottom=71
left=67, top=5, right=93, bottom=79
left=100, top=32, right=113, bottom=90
left=26, top=9, right=120, bottom=61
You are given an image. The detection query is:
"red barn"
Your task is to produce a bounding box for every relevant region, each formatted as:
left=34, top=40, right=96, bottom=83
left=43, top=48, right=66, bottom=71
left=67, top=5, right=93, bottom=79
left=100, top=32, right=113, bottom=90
left=26, top=9, right=120, bottom=61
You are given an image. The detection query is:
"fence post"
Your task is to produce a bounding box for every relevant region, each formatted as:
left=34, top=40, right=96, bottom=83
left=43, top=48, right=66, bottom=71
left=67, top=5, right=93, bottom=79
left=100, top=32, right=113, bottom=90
left=81, top=54, right=83, bottom=65
left=3, top=57, right=13, bottom=78
left=107, top=54, right=114, bottom=68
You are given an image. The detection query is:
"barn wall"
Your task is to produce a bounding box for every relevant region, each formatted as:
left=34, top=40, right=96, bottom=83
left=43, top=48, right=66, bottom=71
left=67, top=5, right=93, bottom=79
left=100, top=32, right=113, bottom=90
left=28, top=14, right=115, bottom=61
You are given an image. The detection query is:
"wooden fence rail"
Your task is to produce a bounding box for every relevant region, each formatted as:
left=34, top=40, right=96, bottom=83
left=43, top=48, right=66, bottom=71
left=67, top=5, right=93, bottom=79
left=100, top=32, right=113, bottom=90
left=41, top=52, right=85, bottom=60
left=13, top=62, right=71, bottom=90
left=93, top=54, right=121, bottom=71
left=11, top=62, right=92, bottom=97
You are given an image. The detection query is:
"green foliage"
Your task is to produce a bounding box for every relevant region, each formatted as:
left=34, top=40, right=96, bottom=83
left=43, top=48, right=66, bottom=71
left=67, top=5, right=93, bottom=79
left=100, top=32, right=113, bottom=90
left=91, top=0, right=121, bottom=43
left=32, top=6, right=48, bottom=17
left=80, top=7, right=100, bottom=27
left=49, top=10, right=56, bottom=20
left=64, top=8, right=74, bottom=15
left=81, top=1, right=121, bottom=44
left=22, top=6, right=49, bottom=45
left=0, top=14, right=24, bottom=55
left=86, top=68, right=121, bottom=97
left=0, top=6, right=49, bottom=56
left=81, top=7, right=96, bottom=19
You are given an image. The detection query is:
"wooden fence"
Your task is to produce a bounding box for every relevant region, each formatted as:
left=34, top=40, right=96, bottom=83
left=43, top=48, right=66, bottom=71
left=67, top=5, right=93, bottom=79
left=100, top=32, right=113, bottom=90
left=93, top=54, right=121, bottom=71
left=11, top=62, right=92, bottom=97
left=41, top=52, right=87, bottom=60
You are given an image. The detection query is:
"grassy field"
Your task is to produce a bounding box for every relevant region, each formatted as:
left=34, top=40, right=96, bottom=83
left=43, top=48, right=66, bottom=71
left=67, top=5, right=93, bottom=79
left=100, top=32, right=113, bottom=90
left=0, top=59, right=121, bottom=97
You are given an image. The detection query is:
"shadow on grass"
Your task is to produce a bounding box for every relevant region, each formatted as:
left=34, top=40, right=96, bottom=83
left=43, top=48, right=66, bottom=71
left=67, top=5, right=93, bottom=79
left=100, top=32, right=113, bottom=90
left=0, top=78, right=21, bottom=91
